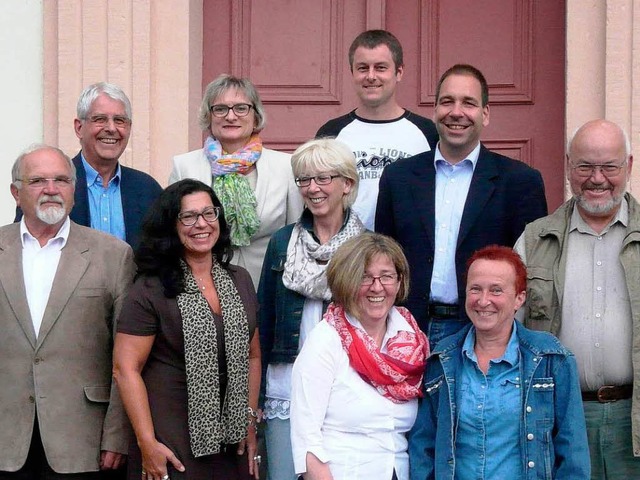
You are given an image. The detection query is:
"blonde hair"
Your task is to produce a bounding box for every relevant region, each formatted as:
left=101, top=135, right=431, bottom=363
left=291, top=138, right=359, bottom=208
left=327, top=233, right=409, bottom=317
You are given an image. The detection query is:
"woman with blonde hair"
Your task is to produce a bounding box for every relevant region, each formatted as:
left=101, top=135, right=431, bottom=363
left=290, top=232, right=429, bottom=480
left=258, top=138, right=364, bottom=479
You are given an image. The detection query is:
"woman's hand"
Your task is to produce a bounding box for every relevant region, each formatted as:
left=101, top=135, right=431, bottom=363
left=238, top=425, right=259, bottom=479
left=140, top=438, right=185, bottom=480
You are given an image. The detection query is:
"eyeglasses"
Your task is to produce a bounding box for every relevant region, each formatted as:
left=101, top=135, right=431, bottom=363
left=16, top=176, right=74, bottom=188
left=210, top=103, right=254, bottom=118
left=571, top=161, right=627, bottom=178
left=177, top=207, right=221, bottom=226
left=295, top=174, right=342, bottom=187
left=87, top=115, right=131, bottom=127
left=361, top=273, right=399, bottom=286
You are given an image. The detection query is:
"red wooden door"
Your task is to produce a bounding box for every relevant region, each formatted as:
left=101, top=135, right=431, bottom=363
left=203, top=0, right=565, bottom=209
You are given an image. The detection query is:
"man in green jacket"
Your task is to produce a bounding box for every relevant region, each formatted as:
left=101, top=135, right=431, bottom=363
left=515, top=119, right=640, bottom=478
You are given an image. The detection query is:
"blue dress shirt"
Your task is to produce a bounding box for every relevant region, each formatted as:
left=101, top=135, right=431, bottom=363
left=81, top=155, right=126, bottom=241
left=455, top=324, right=522, bottom=479
left=430, top=143, right=480, bottom=304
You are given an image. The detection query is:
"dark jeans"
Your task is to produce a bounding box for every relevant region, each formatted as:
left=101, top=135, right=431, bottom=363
left=0, top=419, right=125, bottom=480
left=426, top=316, right=468, bottom=350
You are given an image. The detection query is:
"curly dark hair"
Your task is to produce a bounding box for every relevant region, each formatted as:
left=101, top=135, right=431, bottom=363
left=135, top=179, right=233, bottom=297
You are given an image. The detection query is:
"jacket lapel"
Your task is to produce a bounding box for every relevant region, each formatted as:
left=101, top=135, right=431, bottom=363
left=410, top=154, right=437, bottom=249
left=0, top=225, right=36, bottom=348
left=253, top=151, right=269, bottom=219
left=36, top=225, right=89, bottom=350
left=457, top=145, right=498, bottom=246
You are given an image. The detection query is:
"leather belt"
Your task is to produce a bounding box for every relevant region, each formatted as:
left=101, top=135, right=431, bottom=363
left=428, top=303, right=459, bottom=320
left=582, top=384, right=633, bottom=403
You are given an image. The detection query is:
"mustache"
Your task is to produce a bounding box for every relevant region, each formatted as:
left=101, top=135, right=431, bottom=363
left=581, top=181, right=612, bottom=190
left=38, top=194, right=64, bottom=206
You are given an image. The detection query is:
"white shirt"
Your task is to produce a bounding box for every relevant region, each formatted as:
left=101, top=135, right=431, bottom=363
left=21, top=217, right=70, bottom=336
left=290, top=307, right=418, bottom=480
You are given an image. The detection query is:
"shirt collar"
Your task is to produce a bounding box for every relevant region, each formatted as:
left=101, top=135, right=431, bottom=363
left=433, top=142, right=481, bottom=170
left=20, top=216, right=71, bottom=249
left=569, top=196, right=629, bottom=234
left=81, top=153, right=121, bottom=187
left=462, top=321, right=520, bottom=367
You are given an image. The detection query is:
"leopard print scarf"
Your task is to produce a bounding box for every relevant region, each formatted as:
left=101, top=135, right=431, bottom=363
left=177, top=258, right=250, bottom=457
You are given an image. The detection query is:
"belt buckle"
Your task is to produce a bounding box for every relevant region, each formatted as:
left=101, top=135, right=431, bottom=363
left=596, top=385, right=616, bottom=403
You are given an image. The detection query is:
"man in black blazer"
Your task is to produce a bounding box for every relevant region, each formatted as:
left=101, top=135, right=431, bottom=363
left=375, top=64, right=547, bottom=345
left=17, top=83, right=162, bottom=249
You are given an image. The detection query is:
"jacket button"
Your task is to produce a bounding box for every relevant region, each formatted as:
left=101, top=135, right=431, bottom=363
left=527, top=433, right=534, bottom=440
left=528, top=461, right=535, bottom=468
left=28, top=395, right=35, bottom=403
left=526, top=406, right=532, bottom=413
left=34, top=357, right=41, bottom=364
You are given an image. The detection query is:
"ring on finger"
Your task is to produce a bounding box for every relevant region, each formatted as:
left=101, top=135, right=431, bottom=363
left=162, top=475, right=170, bottom=480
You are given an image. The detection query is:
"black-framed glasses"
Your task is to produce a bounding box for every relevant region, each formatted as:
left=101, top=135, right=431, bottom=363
left=87, top=115, right=131, bottom=127
left=17, top=176, right=75, bottom=188
left=571, top=161, right=627, bottom=178
left=210, top=103, right=254, bottom=118
left=361, top=273, right=399, bottom=286
left=295, top=174, right=342, bottom=187
left=177, top=207, right=221, bottom=226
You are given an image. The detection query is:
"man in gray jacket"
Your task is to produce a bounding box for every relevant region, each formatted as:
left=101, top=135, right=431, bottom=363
left=0, top=144, right=134, bottom=479
left=516, top=119, right=640, bottom=477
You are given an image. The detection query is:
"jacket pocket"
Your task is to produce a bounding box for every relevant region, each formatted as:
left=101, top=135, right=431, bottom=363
left=84, top=385, right=110, bottom=403
left=424, top=375, right=445, bottom=396
left=526, top=267, right=555, bottom=326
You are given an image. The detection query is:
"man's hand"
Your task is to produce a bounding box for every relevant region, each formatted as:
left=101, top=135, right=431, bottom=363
left=100, top=451, right=126, bottom=470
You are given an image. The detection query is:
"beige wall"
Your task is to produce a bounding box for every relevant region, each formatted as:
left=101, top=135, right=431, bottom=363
left=42, top=0, right=203, bottom=187
left=566, top=0, right=640, bottom=195
left=0, top=0, right=44, bottom=224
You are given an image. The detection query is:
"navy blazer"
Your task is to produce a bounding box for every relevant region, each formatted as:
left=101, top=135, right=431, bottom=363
left=15, top=152, right=163, bottom=249
left=375, top=144, right=547, bottom=331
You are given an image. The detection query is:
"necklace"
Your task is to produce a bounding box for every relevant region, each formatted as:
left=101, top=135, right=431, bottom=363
left=196, top=277, right=207, bottom=291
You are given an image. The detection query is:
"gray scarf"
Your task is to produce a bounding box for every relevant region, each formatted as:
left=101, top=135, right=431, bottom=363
left=282, top=209, right=365, bottom=300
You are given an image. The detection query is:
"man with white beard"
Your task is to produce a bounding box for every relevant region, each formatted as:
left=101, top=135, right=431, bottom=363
left=515, top=119, right=640, bottom=478
left=0, top=144, right=134, bottom=479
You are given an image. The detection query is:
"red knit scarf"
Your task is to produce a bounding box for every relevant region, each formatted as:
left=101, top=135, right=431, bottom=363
left=325, top=303, right=429, bottom=403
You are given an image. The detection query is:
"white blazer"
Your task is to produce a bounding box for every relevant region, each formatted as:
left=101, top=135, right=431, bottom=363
left=169, top=147, right=304, bottom=288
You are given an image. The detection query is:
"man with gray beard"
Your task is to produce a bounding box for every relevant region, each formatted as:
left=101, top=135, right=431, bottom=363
left=515, top=119, right=640, bottom=478
left=0, top=144, right=134, bottom=479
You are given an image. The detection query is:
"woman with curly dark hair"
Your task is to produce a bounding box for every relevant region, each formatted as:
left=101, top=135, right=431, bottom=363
left=113, top=179, right=261, bottom=480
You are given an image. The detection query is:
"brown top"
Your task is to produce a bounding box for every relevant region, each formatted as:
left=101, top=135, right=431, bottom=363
left=116, top=264, right=257, bottom=480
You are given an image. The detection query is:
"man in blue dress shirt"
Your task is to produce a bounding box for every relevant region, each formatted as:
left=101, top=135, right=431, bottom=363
left=71, top=83, right=162, bottom=248
left=376, top=64, right=547, bottom=346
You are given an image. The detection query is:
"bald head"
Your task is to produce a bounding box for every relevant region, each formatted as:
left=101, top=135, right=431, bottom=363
left=568, top=119, right=630, bottom=159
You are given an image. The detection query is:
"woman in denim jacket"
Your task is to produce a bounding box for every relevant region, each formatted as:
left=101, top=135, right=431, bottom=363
left=257, top=139, right=365, bottom=479
left=409, top=245, right=590, bottom=480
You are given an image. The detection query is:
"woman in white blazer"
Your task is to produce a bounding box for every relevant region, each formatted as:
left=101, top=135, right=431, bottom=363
left=170, top=74, right=303, bottom=288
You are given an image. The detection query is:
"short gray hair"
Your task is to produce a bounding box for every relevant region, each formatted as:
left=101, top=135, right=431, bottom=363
left=76, top=82, right=132, bottom=120
left=291, top=138, right=359, bottom=208
left=12, top=144, right=76, bottom=188
left=198, top=74, right=266, bottom=133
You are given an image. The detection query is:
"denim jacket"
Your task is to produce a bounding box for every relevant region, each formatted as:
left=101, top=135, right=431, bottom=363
left=258, top=213, right=336, bottom=403
left=408, top=322, right=590, bottom=480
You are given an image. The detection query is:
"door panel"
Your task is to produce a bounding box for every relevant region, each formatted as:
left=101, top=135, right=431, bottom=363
left=203, top=0, right=565, bottom=208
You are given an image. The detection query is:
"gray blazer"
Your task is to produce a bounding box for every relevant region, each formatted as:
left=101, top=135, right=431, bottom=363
left=0, top=221, right=134, bottom=473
